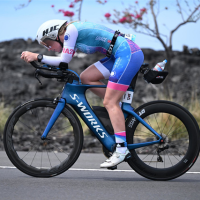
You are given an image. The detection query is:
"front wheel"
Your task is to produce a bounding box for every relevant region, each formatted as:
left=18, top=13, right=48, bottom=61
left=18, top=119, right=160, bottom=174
left=126, top=100, right=200, bottom=181
left=4, top=98, right=83, bottom=177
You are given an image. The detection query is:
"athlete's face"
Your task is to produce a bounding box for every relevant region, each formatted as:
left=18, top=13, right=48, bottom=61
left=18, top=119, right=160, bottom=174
left=41, top=39, right=62, bottom=53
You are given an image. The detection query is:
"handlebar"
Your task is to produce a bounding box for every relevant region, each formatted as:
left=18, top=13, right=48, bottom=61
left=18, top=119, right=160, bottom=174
left=30, top=61, right=79, bottom=83
left=30, top=61, right=60, bottom=71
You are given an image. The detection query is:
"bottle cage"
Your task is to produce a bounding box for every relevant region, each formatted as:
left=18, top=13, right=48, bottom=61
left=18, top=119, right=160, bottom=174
left=143, top=70, right=168, bottom=84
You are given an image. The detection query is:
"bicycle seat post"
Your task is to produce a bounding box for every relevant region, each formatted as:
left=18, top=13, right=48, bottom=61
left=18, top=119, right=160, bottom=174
left=129, top=72, right=139, bottom=91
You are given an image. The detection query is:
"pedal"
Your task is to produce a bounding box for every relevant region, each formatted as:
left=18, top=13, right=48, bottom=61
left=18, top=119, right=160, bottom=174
left=124, top=153, right=132, bottom=162
left=107, top=165, right=117, bottom=170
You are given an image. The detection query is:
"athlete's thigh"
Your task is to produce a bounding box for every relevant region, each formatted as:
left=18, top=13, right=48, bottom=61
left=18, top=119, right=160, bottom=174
left=108, top=41, right=144, bottom=91
left=80, top=64, right=105, bottom=81
left=93, top=56, right=115, bottom=79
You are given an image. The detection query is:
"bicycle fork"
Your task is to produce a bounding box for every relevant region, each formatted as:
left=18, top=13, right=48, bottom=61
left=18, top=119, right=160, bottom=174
left=41, top=97, right=66, bottom=140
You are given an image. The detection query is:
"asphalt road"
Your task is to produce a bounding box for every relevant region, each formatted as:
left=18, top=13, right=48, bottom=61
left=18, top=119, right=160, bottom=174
left=0, top=151, right=200, bottom=200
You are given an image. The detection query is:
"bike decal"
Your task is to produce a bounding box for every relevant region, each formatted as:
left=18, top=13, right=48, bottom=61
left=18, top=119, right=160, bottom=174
left=70, top=94, right=108, bottom=138
left=70, top=94, right=79, bottom=101
left=77, top=102, right=88, bottom=112
left=139, top=109, right=145, bottom=116
left=128, top=109, right=145, bottom=128
left=128, top=117, right=136, bottom=128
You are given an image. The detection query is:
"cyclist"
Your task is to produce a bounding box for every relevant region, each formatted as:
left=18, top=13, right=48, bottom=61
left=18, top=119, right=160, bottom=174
left=21, top=20, right=144, bottom=168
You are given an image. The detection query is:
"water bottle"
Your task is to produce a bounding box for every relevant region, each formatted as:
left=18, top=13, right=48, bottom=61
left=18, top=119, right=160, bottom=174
left=153, top=60, right=167, bottom=71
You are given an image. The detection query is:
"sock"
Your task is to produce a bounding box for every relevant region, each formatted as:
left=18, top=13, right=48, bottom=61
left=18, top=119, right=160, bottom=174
left=119, top=102, right=122, bottom=108
left=115, top=131, right=127, bottom=154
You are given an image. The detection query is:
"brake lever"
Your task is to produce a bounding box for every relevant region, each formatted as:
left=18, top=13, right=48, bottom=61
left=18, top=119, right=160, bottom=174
left=35, top=69, right=42, bottom=85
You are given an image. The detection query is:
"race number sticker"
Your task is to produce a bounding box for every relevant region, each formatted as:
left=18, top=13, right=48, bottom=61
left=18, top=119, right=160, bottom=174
left=122, top=91, right=134, bottom=104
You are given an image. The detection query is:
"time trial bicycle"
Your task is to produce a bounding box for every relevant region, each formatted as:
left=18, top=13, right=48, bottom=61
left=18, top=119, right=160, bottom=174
left=3, top=61, right=200, bottom=180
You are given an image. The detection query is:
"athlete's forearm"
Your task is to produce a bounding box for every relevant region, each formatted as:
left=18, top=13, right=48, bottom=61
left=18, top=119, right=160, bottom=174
left=42, top=55, right=65, bottom=66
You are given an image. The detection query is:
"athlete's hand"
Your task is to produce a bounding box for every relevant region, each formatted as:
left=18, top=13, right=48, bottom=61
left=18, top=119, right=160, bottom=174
left=21, top=51, right=38, bottom=63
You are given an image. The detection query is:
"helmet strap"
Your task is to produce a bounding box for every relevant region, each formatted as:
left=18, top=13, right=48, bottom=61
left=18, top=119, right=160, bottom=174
left=56, top=35, right=63, bottom=48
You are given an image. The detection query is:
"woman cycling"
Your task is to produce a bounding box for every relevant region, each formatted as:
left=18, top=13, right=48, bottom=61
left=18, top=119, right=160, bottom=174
left=21, top=20, right=144, bottom=168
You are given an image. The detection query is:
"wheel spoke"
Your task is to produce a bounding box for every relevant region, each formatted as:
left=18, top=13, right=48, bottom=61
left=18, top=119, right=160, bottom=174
left=135, top=128, right=155, bottom=136
left=140, top=146, right=157, bottom=161
left=30, top=151, right=38, bottom=166
left=165, top=149, right=183, bottom=161
left=164, top=118, right=178, bottom=138
left=161, top=114, right=170, bottom=133
left=148, top=149, right=157, bottom=166
left=21, top=146, right=34, bottom=160
left=154, top=113, right=161, bottom=134
left=48, top=125, right=72, bottom=137
left=53, top=151, right=62, bottom=163
left=18, top=119, right=37, bottom=135
left=166, top=149, right=174, bottom=167
left=46, top=149, right=52, bottom=168
left=41, top=151, right=43, bottom=169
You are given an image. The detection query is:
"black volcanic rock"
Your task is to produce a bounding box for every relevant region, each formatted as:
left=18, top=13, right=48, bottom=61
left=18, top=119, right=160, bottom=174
left=0, top=39, right=200, bottom=106
left=0, top=39, right=200, bottom=152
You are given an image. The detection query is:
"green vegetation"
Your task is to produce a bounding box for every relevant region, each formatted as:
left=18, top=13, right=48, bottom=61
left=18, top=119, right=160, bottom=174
left=0, top=102, right=11, bottom=139
left=1, top=91, right=200, bottom=139
left=186, top=95, right=200, bottom=128
left=135, top=112, right=188, bottom=141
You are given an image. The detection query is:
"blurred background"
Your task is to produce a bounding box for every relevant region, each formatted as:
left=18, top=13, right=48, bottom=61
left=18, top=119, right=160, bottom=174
left=1, top=0, right=200, bottom=50
left=0, top=0, right=200, bottom=151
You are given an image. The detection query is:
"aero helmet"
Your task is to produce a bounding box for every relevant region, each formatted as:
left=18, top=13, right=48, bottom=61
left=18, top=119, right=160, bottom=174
left=36, top=19, right=67, bottom=48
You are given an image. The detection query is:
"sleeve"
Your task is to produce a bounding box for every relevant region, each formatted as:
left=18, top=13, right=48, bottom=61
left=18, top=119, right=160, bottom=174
left=41, top=24, right=78, bottom=66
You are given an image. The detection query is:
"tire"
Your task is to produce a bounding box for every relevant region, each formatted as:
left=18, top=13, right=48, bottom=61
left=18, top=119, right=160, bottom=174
left=126, top=100, right=200, bottom=181
left=4, top=98, right=83, bottom=178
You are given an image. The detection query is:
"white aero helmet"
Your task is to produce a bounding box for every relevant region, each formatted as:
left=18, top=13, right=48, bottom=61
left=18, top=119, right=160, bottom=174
left=36, top=19, right=67, bottom=47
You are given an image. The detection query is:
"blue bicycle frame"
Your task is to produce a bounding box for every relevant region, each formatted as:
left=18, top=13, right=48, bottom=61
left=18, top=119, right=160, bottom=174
left=41, top=69, right=163, bottom=152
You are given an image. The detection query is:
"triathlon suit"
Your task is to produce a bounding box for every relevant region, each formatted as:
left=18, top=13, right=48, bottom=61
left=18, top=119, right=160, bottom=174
left=42, top=21, right=144, bottom=91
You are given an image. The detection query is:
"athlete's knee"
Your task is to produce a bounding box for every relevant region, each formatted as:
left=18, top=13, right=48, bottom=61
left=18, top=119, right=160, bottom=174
left=103, top=99, right=117, bottom=111
left=80, top=66, right=103, bottom=84
left=80, top=72, right=88, bottom=84
left=80, top=70, right=93, bottom=84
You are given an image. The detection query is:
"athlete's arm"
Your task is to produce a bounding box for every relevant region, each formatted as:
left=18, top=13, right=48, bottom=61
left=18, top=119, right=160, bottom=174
left=41, top=24, right=78, bottom=66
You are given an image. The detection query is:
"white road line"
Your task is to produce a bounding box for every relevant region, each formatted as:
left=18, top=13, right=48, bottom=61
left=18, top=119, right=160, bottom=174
left=0, top=166, right=200, bottom=173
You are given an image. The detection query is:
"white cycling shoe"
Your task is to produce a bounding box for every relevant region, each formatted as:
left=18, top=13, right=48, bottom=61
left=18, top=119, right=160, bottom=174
left=100, top=149, right=130, bottom=168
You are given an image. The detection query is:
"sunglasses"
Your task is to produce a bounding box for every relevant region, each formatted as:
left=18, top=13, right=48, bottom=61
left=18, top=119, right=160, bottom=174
left=39, top=41, right=52, bottom=50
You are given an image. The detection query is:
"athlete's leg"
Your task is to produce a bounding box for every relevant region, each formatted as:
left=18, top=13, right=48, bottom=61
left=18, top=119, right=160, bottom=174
left=100, top=42, right=144, bottom=168
left=80, top=65, right=106, bottom=99
left=80, top=57, right=114, bottom=99
left=100, top=87, right=129, bottom=168
left=103, top=88, right=125, bottom=132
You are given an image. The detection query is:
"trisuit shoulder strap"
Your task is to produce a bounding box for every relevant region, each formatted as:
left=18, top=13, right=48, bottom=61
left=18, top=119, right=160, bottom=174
left=106, top=30, right=120, bottom=58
